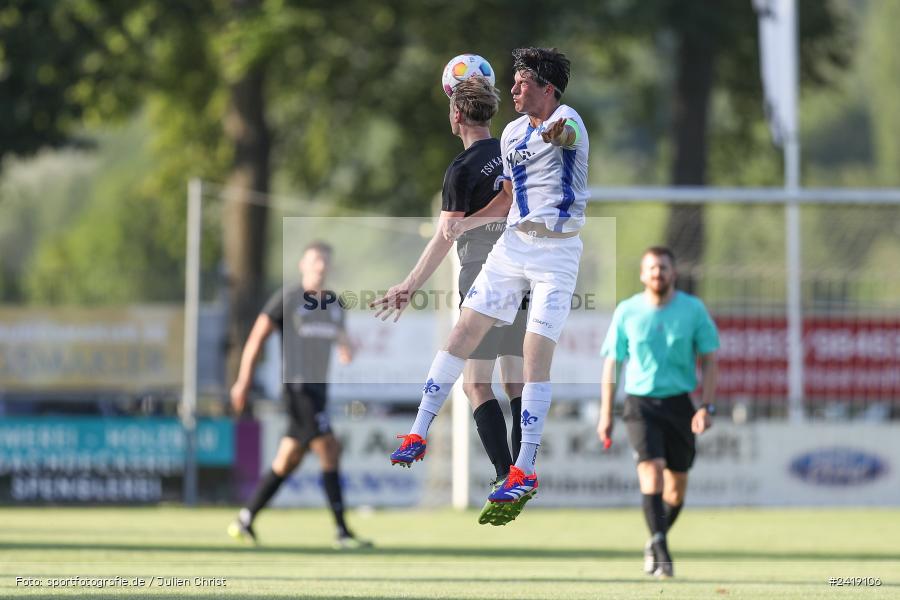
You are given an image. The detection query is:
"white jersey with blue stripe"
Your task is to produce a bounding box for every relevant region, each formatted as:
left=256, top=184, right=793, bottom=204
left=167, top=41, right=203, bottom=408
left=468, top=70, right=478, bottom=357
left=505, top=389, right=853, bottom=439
left=500, top=104, right=589, bottom=233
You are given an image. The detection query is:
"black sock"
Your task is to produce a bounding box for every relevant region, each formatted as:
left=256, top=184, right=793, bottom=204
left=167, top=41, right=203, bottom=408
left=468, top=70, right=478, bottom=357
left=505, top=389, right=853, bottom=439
left=642, top=493, right=667, bottom=537
left=664, top=501, right=683, bottom=532
left=509, top=396, right=522, bottom=462
left=246, top=469, right=285, bottom=520
left=322, top=470, right=349, bottom=537
left=473, top=399, right=513, bottom=479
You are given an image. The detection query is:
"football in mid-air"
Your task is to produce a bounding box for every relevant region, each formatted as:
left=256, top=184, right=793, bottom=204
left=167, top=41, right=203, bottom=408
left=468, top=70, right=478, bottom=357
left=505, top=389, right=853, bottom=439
left=441, top=54, right=495, bottom=97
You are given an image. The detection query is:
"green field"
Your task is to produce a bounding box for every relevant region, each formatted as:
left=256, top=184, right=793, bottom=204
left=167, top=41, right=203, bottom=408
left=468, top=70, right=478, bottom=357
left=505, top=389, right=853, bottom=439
left=2, top=507, right=898, bottom=599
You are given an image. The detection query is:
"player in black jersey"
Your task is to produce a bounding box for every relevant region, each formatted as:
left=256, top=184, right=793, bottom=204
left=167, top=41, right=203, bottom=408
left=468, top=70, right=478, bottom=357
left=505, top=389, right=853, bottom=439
left=227, top=241, right=371, bottom=549
left=371, top=76, right=529, bottom=525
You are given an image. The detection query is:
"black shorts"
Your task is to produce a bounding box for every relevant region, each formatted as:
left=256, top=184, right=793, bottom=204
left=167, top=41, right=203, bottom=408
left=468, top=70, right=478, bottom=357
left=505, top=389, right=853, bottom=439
left=459, top=263, right=527, bottom=360
left=623, top=393, right=697, bottom=472
left=283, top=383, right=332, bottom=447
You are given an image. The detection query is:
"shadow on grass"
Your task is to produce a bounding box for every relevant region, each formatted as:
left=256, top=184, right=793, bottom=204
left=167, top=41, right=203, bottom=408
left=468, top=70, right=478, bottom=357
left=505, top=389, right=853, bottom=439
left=4, top=541, right=900, bottom=563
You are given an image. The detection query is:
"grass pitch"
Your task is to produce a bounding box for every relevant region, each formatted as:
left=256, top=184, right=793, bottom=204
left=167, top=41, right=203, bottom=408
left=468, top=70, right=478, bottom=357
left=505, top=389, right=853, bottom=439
left=1, top=506, right=898, bottom=599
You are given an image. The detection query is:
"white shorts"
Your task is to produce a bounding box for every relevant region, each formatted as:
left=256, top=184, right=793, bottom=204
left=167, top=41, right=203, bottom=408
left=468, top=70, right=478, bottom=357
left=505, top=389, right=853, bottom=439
left=461, top=228, right=583, bottom=343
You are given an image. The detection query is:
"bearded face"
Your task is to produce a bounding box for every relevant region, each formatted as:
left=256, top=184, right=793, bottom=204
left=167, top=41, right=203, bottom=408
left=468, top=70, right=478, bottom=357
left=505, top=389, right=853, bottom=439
left=640, top=252, right=676, bottom=296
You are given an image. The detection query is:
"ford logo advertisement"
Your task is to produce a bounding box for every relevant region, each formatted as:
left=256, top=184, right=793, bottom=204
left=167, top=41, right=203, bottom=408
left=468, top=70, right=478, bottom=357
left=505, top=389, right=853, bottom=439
left=789, top=448, right=887, bottom=487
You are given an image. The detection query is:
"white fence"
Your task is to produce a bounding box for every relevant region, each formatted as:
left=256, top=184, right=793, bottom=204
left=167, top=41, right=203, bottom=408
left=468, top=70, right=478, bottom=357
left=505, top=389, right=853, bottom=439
left=261, top=415, right=900, bottom=508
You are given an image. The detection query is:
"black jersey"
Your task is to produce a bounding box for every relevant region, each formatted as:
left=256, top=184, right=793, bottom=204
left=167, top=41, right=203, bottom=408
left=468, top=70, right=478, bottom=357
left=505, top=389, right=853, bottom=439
left=441, top=138, right=506, bottom=266
left=262, top=285, right=346, bottom=387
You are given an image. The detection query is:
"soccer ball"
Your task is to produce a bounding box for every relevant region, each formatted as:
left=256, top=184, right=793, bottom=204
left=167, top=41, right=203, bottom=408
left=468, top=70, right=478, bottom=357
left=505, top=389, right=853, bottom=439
left=441, top=54, right=495, bottom=97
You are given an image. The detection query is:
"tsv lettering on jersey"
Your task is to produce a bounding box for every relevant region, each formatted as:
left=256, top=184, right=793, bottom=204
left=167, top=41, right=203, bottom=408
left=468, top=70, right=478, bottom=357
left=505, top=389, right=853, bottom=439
left=480, top=156, right=503, bottom=177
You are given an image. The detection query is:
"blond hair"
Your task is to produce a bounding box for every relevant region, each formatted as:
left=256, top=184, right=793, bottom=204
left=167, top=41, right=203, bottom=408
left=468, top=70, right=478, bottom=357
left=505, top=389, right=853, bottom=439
left=450, top=76, right=500, bottom=125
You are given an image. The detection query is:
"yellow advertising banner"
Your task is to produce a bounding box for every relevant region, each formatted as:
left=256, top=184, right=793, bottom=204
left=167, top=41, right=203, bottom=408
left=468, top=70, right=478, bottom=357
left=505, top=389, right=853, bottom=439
left=0, top=306, right=184, bottom=391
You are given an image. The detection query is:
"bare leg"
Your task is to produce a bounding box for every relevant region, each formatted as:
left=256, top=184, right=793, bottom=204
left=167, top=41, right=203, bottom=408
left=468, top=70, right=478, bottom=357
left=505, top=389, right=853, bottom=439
left=271, top=437, right=305, bottom=476
left=445, top=308, right=498, bottom=358
left=398, top=309, right=499, bottom=461
left=463, top=359, right=498, bottom=410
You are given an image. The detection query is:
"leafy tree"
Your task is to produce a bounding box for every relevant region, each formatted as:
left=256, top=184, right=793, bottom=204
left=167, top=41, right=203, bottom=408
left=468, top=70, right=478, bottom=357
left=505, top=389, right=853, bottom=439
left=580, top=0, right=849, bottom=291
left=2, top=0, right=554, bottom=374
left=0, top=0, right=228, bottom=290
left=1, top=0, right=853, bottom=379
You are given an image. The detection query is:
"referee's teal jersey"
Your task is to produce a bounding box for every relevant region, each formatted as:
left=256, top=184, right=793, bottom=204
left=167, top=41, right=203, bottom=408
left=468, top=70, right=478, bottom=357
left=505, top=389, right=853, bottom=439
left=601, top=291, right=720, bottom=397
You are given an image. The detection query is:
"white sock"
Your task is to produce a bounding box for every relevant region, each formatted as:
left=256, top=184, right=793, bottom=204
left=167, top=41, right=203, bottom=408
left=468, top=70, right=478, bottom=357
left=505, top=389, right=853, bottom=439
left=408, top=350, right=466, bottom=438
left=516, top=442, right=540, bottom=475
left=409, top=410, right=436, bottom=438
left=238, top=508, right=252, bottom=526
left=514, top=381, right=551, bottom=474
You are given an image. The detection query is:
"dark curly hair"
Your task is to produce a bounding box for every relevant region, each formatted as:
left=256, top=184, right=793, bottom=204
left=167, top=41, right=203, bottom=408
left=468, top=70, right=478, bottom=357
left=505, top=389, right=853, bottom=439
left=512, top=47, right=570, bottom=100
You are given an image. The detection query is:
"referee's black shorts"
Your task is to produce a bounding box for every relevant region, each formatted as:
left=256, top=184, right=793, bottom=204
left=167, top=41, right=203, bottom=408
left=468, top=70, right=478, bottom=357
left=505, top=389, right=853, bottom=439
left=459, top=262, right=527, bottom=360
left=283, top=383, right=332, bottom=447
left=623, top=393, right=697, bottom=472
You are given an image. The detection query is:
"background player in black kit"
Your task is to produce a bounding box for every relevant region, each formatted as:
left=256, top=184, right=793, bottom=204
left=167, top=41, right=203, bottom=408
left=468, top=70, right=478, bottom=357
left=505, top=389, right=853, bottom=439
left=228, top=241, right=371, bottom=549
left=372, top=76, right=529, bottom=525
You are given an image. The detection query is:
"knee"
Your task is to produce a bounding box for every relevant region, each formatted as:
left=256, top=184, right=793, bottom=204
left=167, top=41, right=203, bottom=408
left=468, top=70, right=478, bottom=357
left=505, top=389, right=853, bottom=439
left=324, top=437, right=341, bottom=460
left=502, top=382, right=524, bottom=400
left=463, top=381, right=493, bottom=404
left=446, top=318, right=487, bottom=357
left=319, top=437, right=342, bottom=467
left=272, top=451, right=300, bottom=476
left=662, top=472, right=687, bottom=505
left=636, top=460, right=665, bottom=492
left=663, top=489, right=685, bottom=506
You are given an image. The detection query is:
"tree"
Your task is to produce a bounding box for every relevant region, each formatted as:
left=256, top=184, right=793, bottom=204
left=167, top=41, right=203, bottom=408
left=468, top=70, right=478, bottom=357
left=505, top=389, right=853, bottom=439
left=1, top=0, right=550, bottom=378
left=2, top=0, right=851, bottom=380
left=583, top=0, right=849, bottom=291
left=219, top=0, right=271, bottom=378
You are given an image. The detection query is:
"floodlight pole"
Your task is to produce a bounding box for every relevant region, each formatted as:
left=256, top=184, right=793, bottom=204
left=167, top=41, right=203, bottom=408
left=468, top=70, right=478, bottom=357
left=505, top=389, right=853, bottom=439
left=182, top=178, right=203, bottom=506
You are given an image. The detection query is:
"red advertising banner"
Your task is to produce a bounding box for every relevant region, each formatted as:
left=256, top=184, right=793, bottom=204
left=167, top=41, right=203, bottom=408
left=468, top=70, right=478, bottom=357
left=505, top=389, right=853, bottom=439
left=715, top=316, right=900, bottom=399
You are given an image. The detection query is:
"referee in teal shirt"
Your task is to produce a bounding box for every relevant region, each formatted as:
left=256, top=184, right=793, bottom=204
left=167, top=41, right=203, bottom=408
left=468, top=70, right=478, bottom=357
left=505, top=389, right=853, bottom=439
left=598, top=246, right=719, bottom=579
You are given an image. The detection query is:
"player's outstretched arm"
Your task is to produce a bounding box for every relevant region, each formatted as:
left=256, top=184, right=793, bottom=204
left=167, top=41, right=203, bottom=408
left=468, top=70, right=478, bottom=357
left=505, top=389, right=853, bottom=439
left=443, top=181, right=512, bottom=241
left=230, top=314, right=276, bottom=415
left=693, top=352, right=718, bottom=434
left=371, top=210, right=462, bottom=322
left=597, top=358, right=620, bottom=448
left=541, top=118, right=577, bottom=147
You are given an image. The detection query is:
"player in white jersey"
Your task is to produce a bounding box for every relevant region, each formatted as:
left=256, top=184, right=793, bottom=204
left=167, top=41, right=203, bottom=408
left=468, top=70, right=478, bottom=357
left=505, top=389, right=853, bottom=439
left=387, top=47, right=588, bottom=521
left=500, top=94, right=589, bottom=235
